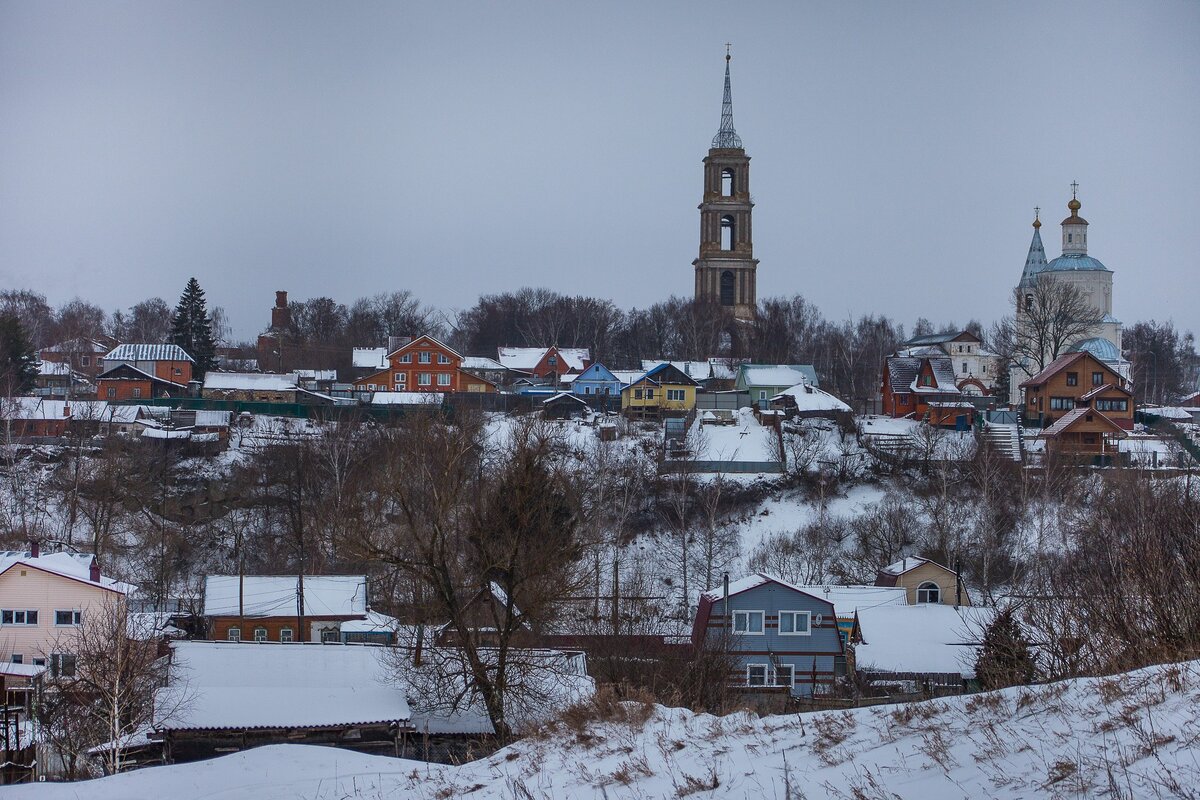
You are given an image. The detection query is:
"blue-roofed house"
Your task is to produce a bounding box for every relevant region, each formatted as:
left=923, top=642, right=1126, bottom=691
left=621, top=362, right=699, bottom=418
left=691, top=574, right=845, bottom=696
left=571, top=363, right=623, bottom=400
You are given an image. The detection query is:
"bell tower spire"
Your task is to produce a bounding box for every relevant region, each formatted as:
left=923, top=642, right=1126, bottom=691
left=693, top=47, right=758, bottom=321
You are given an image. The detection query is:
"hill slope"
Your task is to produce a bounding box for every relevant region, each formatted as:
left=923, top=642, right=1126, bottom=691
left=15, top=661, right=1200, bottom=799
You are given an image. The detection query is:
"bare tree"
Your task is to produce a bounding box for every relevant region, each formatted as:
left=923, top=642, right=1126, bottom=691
left=1012, top=280, right=1104, bottom=374
left=38, top=596, right=176, bottom=776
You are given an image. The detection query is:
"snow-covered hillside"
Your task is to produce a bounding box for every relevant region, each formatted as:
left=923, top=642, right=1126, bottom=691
left=15, top=660, right=1200, bottom=799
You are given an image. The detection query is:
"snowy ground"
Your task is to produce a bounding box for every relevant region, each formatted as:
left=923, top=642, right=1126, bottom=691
left=734, top=483, right=888, bottom=556
left=15, top=660, right=1200, bottom=799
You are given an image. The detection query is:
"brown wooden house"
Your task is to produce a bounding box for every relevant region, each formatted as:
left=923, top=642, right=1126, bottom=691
left=881, top=354, right=975, bottom=427
left=1020, top=351, right=1133, bottom=430
left=203, top=575, right=368, bottom=643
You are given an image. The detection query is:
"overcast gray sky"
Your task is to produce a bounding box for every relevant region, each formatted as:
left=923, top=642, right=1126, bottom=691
left=2, top=1, right=1198, bottom=341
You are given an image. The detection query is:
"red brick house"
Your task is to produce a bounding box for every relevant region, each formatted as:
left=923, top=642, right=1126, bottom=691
left=496, top=346, right=590, bottom=381
left=38, top=338, right=114, bottom=381
left=353, top=335, right=493, bottom=394
left=96, top=344, right=194, bottom=401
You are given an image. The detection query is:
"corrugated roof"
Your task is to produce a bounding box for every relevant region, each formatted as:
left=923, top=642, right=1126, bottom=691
left=203, top=575, right=366, bottom=617
left=104, top=343, right=194, bottom=363
left=203, top=372, right=298, bottom=392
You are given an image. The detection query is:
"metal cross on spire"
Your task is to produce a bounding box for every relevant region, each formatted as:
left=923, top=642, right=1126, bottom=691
left=1071, top=181, right=1079, bottom=199
left=1034, top=206, right=1040, bottom=219
left=712, top=46, right=743, bottom=149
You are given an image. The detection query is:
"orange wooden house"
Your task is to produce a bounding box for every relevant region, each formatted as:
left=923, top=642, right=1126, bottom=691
left=1020, top=351, right=1133, bottom=431
left=881, top=354, right=975, bottom=427
left=352, top=335, right=495, bottom=394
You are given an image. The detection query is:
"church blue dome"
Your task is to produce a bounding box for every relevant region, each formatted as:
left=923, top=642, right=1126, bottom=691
left=1040, top=253, right=1109, bottom=273
left=1068, top=337, right=1121, bottom=363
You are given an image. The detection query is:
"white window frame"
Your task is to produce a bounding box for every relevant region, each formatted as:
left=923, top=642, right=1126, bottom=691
left=418, top=351, right=432, bottom=364
left=1, top=610, right=39, bottom=626
left=732, top=610, right=764, bottom=635
left=417, top=373, right=432, bottom=386
left=227, top=627, right=241, bottom=642
left=916, top=581, right=941, bottom=604
left=398, top=353, right=412, bottom=364
left=253, top=627, right=267, bottom=642
left=398, top=373, right=407, bottom=384
left=774, top=664, right=795, bottom=688
left=280, top=627, right=294, bottom=643
left=54, top=609, right=82, bottom=626
left=746, top=663, right=768, bottom=686
left=437, top=353, right=451, bottom=364
left=437, top=373, right=451, bottom=386
left=667, top=388, right=685, bottom=402
left=779, top=610, right=812, bottom=636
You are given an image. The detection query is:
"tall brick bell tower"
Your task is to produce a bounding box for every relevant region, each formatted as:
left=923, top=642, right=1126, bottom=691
left=693, top=48, right=758, bottom=321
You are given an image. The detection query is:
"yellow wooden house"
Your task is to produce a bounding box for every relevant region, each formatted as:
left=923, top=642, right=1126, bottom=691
left=621, top=362, right=699, bottom=417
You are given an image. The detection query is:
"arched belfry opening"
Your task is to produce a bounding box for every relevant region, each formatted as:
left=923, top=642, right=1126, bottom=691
left=692, top=48, right=758, bottom=322
left=720, top=271, right=735, bottom=306
left=720, top=215, right=736, bottom=250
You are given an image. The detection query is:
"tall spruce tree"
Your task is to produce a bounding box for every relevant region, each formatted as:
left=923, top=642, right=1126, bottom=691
left=974, top=609, right=1037, bottom=690
left=0, top=312, right=39, bottom=395
left=169, top=278, right=216, bottom=378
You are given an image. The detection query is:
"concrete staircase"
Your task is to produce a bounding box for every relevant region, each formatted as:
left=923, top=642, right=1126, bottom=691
left=983, top=421, right=1023, bottom=462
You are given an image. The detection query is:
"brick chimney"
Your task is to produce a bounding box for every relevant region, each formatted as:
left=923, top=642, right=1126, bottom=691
left=270, top=291, right=291, bottom=332
left=89, top=558, right=101, bottom=582
left=30, top=539, right=39, bottom=558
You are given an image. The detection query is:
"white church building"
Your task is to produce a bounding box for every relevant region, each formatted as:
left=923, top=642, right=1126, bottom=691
left=1009, top=188, right=1129, bottom=405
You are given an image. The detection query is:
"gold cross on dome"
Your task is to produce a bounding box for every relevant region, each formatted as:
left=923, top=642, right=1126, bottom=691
left=1071, top=181, right=1079, bottom=199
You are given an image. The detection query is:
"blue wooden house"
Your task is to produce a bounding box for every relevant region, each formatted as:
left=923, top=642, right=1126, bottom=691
left=691, top=573, right=845, bottom=696
left=571, top=363, right=624, bottom=399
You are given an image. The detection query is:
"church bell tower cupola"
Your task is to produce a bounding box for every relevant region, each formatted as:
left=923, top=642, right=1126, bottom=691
left=1061, top=181, right=1089, bottom=256
left=693, top=48, right=758, bottom=321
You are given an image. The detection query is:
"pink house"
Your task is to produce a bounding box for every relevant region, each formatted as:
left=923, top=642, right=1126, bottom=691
left=0, top=547, right=133, bottom=672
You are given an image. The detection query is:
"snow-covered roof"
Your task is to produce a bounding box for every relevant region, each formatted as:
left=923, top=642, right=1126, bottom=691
left=0, top=662, right=48, bottom=678
left=203, top=575, right=367, bottom=617
left=462, top=356, right=505, bottom=372
left=1039, top=407, right=1128, bottom=438
left=0, top=397, right=71, bottom=420
left=740, top=364, right=818, bottom=388
left=292, top=369, right=337, bottom=381
left=141, top=427, right=191, bottom=440
left=610, top=370, right=643, bottom=385
left=771, top=383, right=851, bottom=412
left=193, top=410, right=232, bottom=427
left=879, top=557, right=930, bottom=577
left=154, top=641, right=410, bottom=732
left=36, top=360, right=74, bottom=377
left=203, top=372, right=299, bottom=392
left=370, top=391, right=444, bottom=406
left=1144, top=406, right=1195, bottom=420
left=340, top=610, right=402, bottom=634
left=886, top=356, right=959, bottom=395
left=790, top=585, right=909, bottom=614
left=853, top=604, right=995, bottom=677
left=542, top=391, right=587, bottom=405
left=104, top=343, right=194, bottom=363
left=0, top=551, right=133, bottom=594
left=352, top=347, right=388, bottom=369
left=700, top=572, right=828, bottom=604
left=42, top=338, right=110, bottom=354
left=497, top=347, right=589, bottom=372
left=100, top=404, right=145, bottom=424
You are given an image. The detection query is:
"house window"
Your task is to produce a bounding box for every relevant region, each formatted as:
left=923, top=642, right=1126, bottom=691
left=758, top=390, right=767, bottom=400
left=1066, top=372, right=1078, bottom=386
left=667, top=389, right=685, bottom=402
left=916, top=582, right=941, bottom=604
left=962, top=362, right=967, bottom=374
left=746, top=664, right=768, bottom=686
left=55, top=610, right=82, bottom=626
left=548, top=356, right=558, bottom=367
left=132, top=387, right=142, bottom=398
left=1050, top=397, right=1074, bottom=410
left=1, top=610, right=38, bottom=625
left=779, top=610, right=811, bottom=636
left=1028, top=396, right=1036, bottom=407
left=437, top=373, right=451, bottom=386
left=1096, top=398, right=1128, bottom=412
left=228, top=627, right=241, bottom=642
left=50, top=653, right=76, bottom=677
left=732, top=610, right=764, bottom=635
left=922, top=374, right=932, bottom=386
left=644, top=389, right=655, bottom=400
left=254, top=627, right=267, bottom=642
left=774, top=664, right=795, bottom=688
left=10, top=654, right=22, bottom=664
left=399, top=354, right=411, bottom=363
left=437, top=354, right=451, bottom=364
left=80, top=356, right=90, bottom=366
left=32, top=657, right=45, bottom=666
left=585, top=386, right=592, bottom=394
left=106, top=387, right=116, bottom=399
left=280, top=627, right=294, bottom=642
left=1092, top=372, right=1104, bottom=386
left=634, top=389, right=643, bottom=400
left=418, top=351, right=432, bottom=364
left=418, top=373, right=431, bottom=386
left=174, top=367, right=182, bottom=376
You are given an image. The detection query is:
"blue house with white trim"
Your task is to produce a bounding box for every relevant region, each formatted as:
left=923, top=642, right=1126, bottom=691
left=691, top=573, right=845, bottom=696
left=571, top=363, right=623, bottom=400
